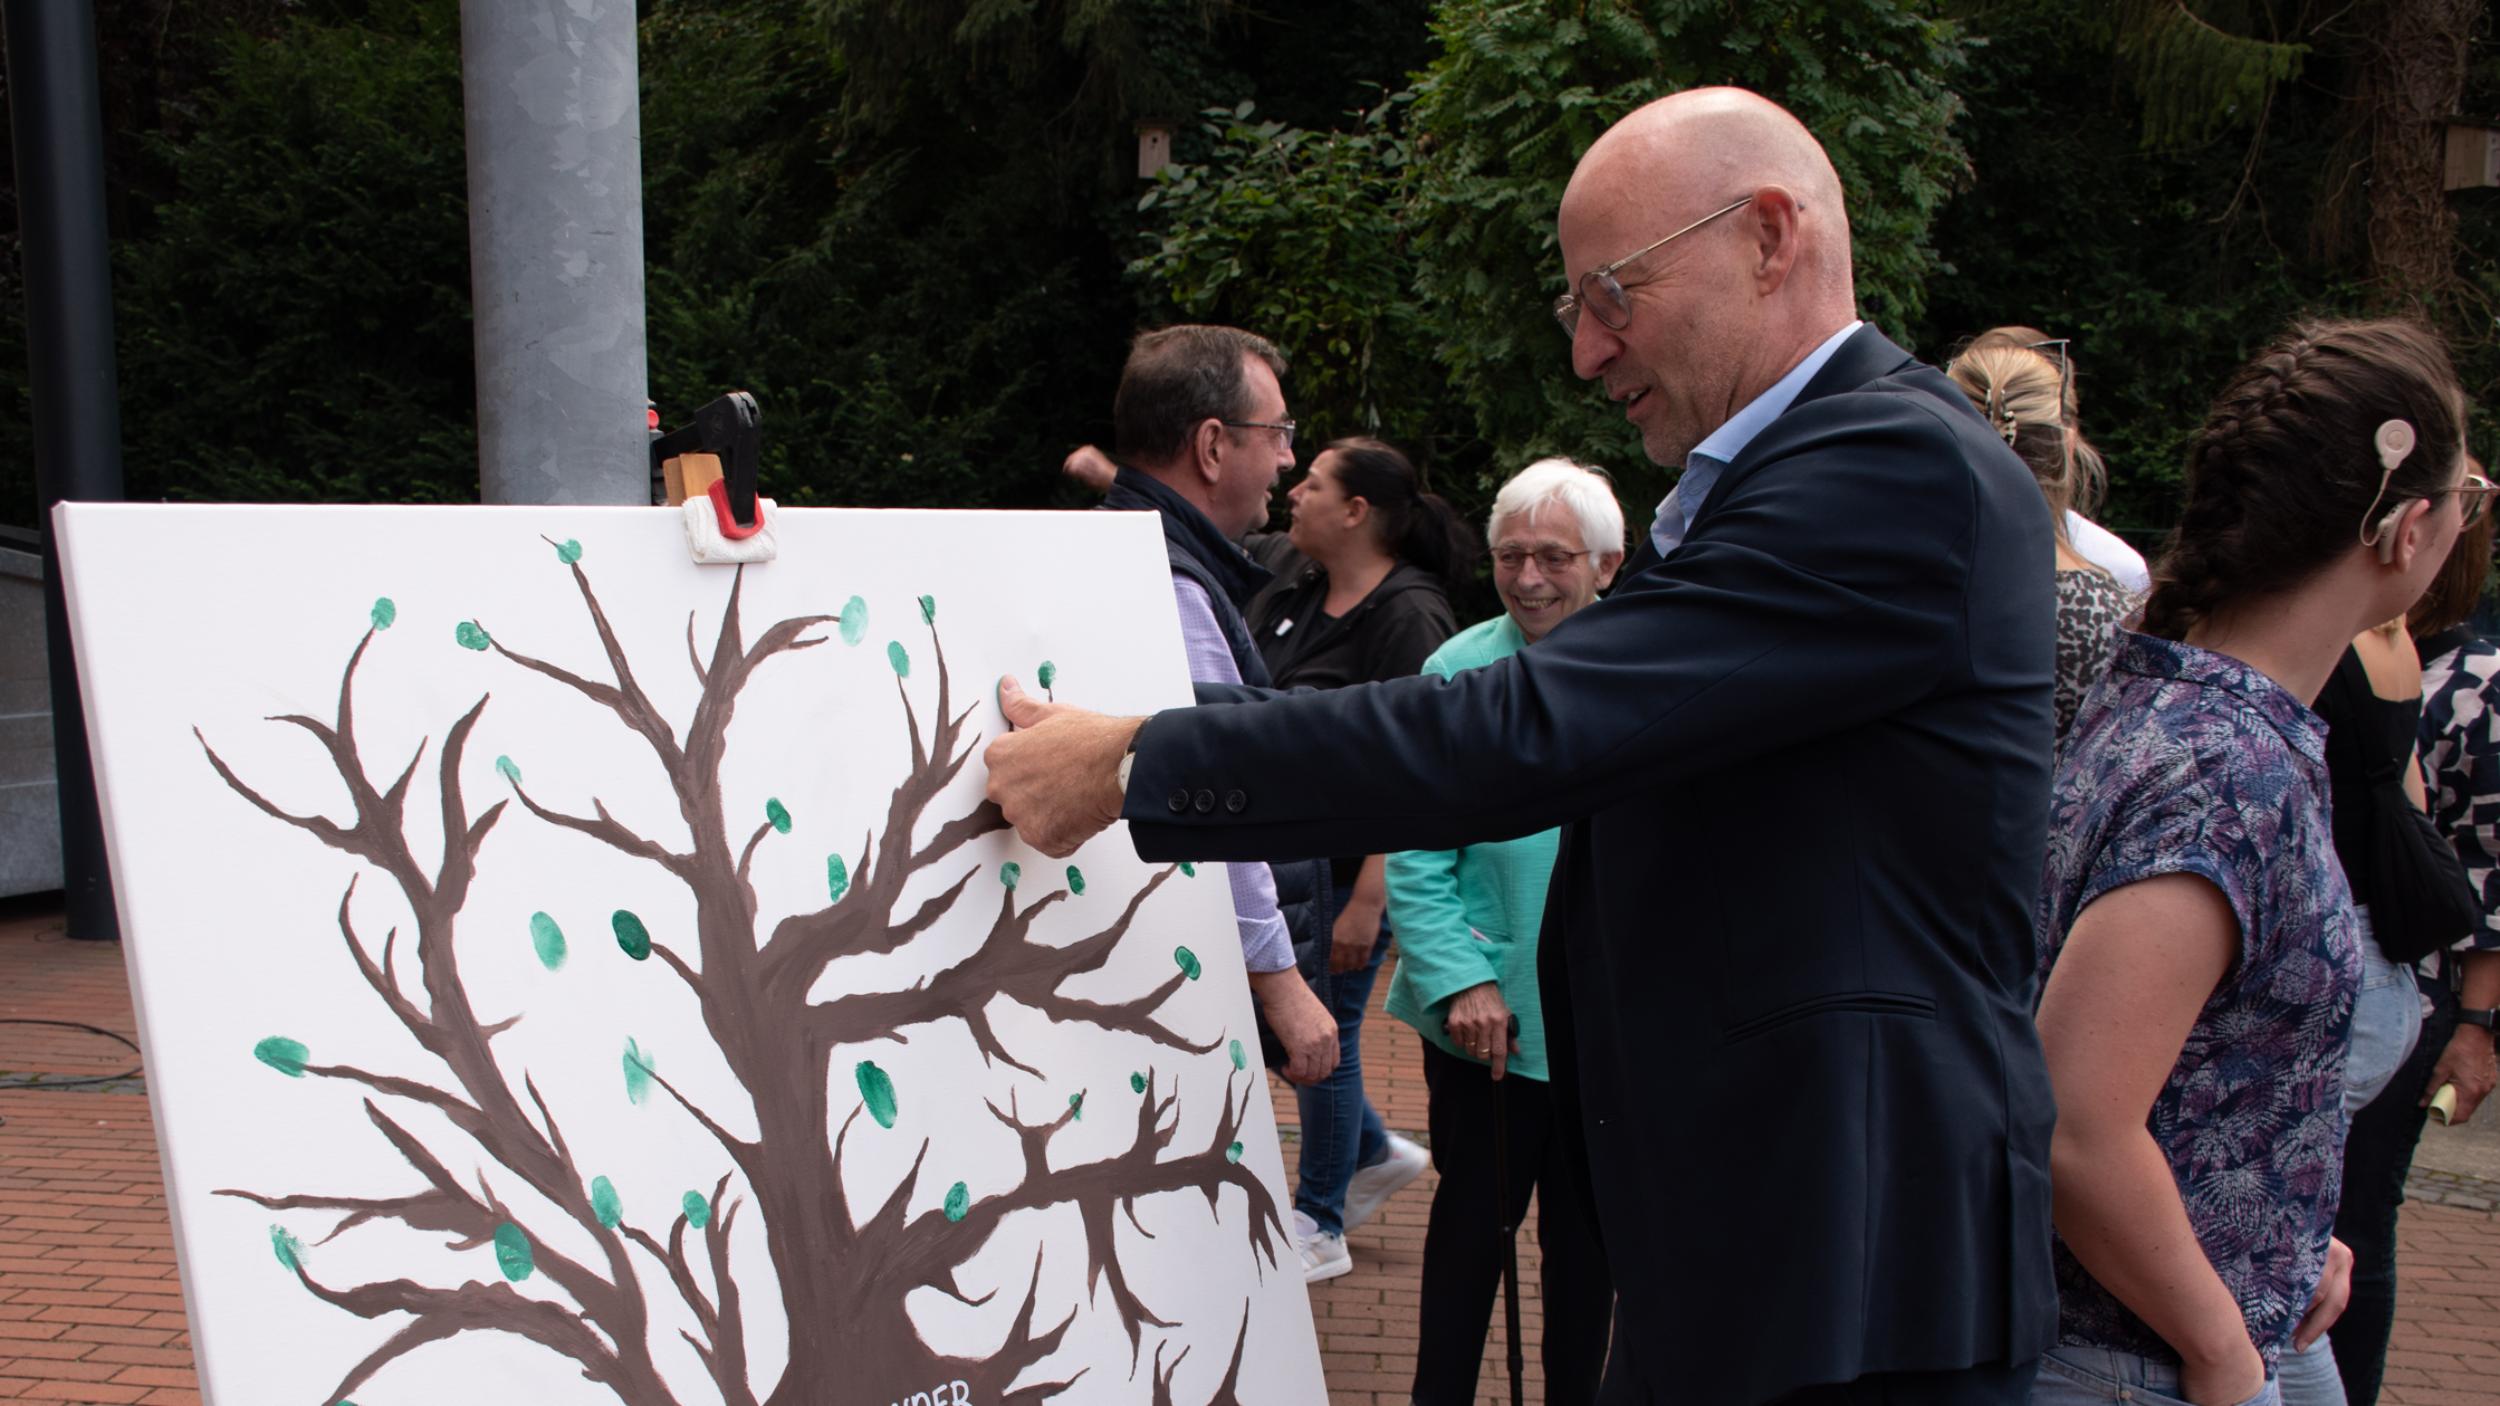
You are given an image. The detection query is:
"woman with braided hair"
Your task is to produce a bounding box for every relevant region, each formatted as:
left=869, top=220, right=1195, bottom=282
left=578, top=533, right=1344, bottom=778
left=2031, top=319, right=2489, bottom=1406
left=1946, top=340, right=2135, bottom=740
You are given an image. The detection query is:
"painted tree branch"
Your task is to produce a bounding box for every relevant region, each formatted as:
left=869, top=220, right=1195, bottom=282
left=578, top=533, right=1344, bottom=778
left=209, top=558, right=1288, bottom=1404
left=807, top=868, right=1212, bottom=1073
left=203, top=629, right=686, bottom=1405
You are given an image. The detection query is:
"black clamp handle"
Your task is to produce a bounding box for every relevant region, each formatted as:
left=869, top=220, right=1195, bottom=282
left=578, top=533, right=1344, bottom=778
left=650, top=391, right=763, bottom=527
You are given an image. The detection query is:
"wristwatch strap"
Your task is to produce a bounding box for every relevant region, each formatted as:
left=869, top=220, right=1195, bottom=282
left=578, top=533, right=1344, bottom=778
left=2459, top=1006, right=2499, bottom=1031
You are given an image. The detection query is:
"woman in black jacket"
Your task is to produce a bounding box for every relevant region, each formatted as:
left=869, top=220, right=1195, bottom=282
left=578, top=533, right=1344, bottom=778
left=1244, top=437, right=1479, bottom=1282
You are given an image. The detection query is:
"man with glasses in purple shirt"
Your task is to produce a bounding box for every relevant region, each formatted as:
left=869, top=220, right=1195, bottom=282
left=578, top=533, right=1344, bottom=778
left=1091, top=324, right=1337, bottom=1087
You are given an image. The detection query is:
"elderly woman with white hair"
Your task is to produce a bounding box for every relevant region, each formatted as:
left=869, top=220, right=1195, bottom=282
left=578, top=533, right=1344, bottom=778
left=1383, top=457, right=1624, bottom=1406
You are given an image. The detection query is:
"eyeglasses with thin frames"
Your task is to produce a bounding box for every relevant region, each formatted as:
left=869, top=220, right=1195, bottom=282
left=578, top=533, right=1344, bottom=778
left=1492, top=546, right=1593, bottom=574
left=1553, top=195, right=1756, bottom=338
left=2360, top=466, right=2497, bottom=556
left=1222, top=418, right=1297, bottom=449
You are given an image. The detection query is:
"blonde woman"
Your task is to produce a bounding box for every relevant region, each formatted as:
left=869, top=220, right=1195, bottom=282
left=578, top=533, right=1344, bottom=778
left=1948, top=340, right=2136, bottom=738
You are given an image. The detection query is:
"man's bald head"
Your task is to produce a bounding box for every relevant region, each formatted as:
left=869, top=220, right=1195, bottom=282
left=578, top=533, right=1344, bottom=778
left=1563, top=87, right=1853, bottom=311
left=1555, top=88, right=1860, bottom=467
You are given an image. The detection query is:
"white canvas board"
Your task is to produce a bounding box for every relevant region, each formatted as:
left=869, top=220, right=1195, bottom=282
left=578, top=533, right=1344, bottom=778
left=53, top=503, right=1322, bottom=1406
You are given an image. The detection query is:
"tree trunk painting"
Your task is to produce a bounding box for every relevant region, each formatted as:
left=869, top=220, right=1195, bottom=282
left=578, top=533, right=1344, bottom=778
left=51, top=505, right=1324, bottom=1406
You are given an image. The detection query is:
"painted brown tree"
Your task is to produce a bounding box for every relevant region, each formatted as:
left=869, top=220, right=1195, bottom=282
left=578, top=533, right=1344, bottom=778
left=199, top=549, right=1289, bottom=1405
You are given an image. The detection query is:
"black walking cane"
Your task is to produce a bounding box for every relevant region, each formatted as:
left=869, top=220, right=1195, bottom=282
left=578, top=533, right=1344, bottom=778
left=1491, top=1014, right=1525, bottom=1406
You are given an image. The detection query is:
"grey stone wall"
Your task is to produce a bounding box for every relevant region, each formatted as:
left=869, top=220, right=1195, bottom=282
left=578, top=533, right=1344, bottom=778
left=0, top=541, right=61, bottom=896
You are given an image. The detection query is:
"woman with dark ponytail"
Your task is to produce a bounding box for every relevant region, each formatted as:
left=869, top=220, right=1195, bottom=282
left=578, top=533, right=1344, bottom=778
left=1244, top=436, right=1472, bottom=1281
left=2032, top=320, right=2487, bottom=1406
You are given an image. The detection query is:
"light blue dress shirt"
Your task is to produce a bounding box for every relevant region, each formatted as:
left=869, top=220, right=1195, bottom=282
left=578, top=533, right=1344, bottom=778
left=1649, top=320, right=1865, bottom=557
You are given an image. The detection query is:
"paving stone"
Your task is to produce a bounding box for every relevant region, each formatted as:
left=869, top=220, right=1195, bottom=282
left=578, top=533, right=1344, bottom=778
left=10, top=899, right=2500, bottom=1405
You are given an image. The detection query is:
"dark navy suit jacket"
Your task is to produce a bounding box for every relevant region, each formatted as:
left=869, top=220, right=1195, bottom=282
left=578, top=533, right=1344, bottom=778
left=1123, top=327, right=2060, bottom=1402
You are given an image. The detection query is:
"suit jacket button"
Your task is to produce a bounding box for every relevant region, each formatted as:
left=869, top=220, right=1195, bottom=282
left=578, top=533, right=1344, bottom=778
left=1224, top=789, right=1247, bottom=813
left=1193, top=789, right=1216, bottom=814
left=1167, top=788, right=1190, bottom=813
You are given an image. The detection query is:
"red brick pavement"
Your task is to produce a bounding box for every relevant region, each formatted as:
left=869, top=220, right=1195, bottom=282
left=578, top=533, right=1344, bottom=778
left=5, top=893, right=2497, bottom=1405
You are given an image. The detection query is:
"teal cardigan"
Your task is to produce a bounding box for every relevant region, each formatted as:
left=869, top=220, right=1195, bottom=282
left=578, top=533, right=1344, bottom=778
left=1383, top=614, right=1558, bottom=1081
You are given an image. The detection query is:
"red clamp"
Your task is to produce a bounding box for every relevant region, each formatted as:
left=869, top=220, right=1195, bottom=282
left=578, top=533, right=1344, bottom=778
left=707, top=478, right=767, bottom=540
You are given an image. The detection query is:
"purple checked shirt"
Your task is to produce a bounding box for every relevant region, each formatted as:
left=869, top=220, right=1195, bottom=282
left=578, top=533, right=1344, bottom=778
left=1171, top=575, right=1296, bottom=974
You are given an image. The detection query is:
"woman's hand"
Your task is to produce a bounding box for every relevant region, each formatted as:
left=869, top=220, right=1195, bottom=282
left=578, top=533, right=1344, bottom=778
left=2291, top=1235, right=2354, bottom=1351
left=1329, top=896, right=1381, bottom=974
left=1061, top=444, right=1117, bottom=492
left=2423, top=1023, right=2498, bottom=1124
left=1444, top=982, right=1519, bottom=1079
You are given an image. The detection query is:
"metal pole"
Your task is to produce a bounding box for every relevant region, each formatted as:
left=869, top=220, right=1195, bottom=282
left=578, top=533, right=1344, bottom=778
left=459, top=0, right=650, bottom=505
left=6, top=0, right=124, bottom=940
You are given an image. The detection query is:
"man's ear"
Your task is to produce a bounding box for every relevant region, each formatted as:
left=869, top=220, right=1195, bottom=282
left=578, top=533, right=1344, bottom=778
left=1191, top=419, right=1226, bottom=486
left=1594, top=550, right=1624, bottom=590
left=1750, top=186, right=1803, bottom=295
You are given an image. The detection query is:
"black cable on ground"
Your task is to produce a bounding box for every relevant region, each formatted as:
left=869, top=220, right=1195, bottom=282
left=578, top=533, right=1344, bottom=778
left=0, top=1017, right=145, bottom=1087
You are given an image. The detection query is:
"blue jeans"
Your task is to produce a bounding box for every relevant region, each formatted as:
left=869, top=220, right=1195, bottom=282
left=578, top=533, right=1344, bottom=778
left=2273, top=1335, right=2344, bottom=1406
left=1293, top=896, right=1390, bottom=1237
left=2340, top=910, right=2422, bottom=1115
left=2030, top=1347, right=2278, bottom=1406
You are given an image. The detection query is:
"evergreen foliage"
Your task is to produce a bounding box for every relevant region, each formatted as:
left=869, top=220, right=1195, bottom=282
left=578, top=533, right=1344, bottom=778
left=1133, top=0, right=1974, bottom=513
left=2107, top=1, right=2310, bottom=149
left=2, top=0, right=2494, bottom=578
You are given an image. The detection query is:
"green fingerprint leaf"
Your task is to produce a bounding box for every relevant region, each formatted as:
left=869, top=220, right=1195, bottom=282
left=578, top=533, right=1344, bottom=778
left=590, top=1176, right=622, bottom=1228
left=1130, top=1071, right=1146, bottom=1094
left=1173, top=946, right=1202, bottom=981
left=944, top=1181, right=970, bottom=1222
left=495, top=754, right=521, bottom=785
left=1065, top=866, right=1085, bottom=896
left=918, top=594, right=936, bottom=624
left=826, top=853, right=850, bottom=902
left=624, top=1038, right=655, bottom=1105
left=856, top=1060, right=898, bottom=1128
left=493, top=1222, right=534, bottom=1281
left=765, top=797, right=792, bottom=834
left=839, top=596, right=868, bottom=645
left=455, top=620, right=491, bottom=651
left=369, top=598, right=396, bottom=631
left=1037, top=660, right=1057, bottom=690
left=1068, top=1090, right=1085, bottom=1121
left=1225, top=1141, right=1245, bottom=1164
left=529, top=911, right=567, bottom=970
left=555, top=539, right=583, bottom=565
left=1229, top=1039, right=1246, bottom=1071
left=682, top=1191, right=711, bottom=1229
left=612, top=910, right=651, bottom=961
left=255, top=1036, right=310, bottom=1078
left=270, top=1224, right=305, bottom=1272
left=1179, top=861, right=1197, bottom=878
left=887, top=641, right=911, bottom=677
left=1000, top=861, right=1021, bottom=890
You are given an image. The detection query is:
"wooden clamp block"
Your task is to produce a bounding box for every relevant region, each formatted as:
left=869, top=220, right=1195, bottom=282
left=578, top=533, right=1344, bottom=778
left=664, top=452, right=724, bottom=507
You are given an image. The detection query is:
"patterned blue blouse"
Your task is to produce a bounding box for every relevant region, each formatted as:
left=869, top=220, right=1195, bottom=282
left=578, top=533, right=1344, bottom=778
left=2038, top=632, right=2362, bottom=1368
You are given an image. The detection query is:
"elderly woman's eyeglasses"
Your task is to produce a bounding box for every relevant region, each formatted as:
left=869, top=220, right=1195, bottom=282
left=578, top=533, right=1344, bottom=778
left=1492, top=546, right=1593, bottom=574
left=1553, top=195, right=1755, bottom=338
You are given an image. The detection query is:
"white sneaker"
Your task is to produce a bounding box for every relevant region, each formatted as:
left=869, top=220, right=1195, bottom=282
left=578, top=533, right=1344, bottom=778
left=1340, top=1132, right=1429, bottom=1234
left=1293, top=1208, right=1351, bottom=1283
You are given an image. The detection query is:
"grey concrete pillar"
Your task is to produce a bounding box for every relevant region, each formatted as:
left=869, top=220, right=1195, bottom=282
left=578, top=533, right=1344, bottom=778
left=460, top=0, right=650, bottom=505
